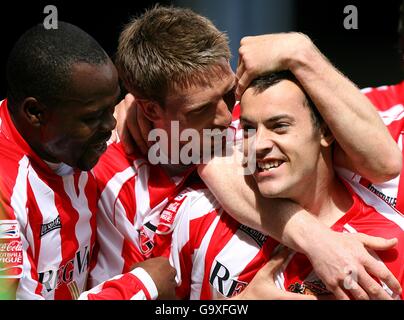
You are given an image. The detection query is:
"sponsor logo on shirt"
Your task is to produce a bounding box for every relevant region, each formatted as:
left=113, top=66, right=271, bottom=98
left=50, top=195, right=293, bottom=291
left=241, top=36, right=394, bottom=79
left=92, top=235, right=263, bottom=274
left=367, top=185, right=397, bottom=207
left=40, top=216, right=62, bottom=238
left=209, top=260, right=248, bottom=298
left=38, top=245, right=90, bottom=294
left=0, top=221, right=19, bottom=239
left=239, top=225, right=267, bottom=247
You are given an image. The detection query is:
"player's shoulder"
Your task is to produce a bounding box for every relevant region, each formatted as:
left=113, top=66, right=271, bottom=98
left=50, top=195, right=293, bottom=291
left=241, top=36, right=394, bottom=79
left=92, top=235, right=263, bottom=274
left=177, top=181, right=220, bottom=218
left=93, top=142, right=146, bottom=185
left=361, top=81, right=404, bottom=111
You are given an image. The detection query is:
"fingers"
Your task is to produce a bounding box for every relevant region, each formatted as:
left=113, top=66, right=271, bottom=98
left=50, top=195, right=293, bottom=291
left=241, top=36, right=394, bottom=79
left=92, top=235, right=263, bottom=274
left=357, top=270, right=393, bottom=300
left=363, top=255, right=402, bottom=297
left=235, top=61, right=245, bottom=100
left=235, top=67, right=252, bottom=101
left=124, top=92, right=135, bottom=106
left=342, top=268, right=370, bottom=300
left=126, top=102, right=148, bottom=155
left=332, top=287, right=350, bottom=300
left=137, top=103, right=153, bottom=149
left=355, top=233, right=398, bottom=250
left=264, top=246, right=290, bottom=276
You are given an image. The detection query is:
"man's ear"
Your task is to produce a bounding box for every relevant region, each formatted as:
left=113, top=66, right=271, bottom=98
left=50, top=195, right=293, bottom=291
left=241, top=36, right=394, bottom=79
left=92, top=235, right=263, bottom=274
left=21, top=97, right=48, bottom=127
left=136, top=99, right=164, bottom=122
left=319, top=124, right=335, bottom=147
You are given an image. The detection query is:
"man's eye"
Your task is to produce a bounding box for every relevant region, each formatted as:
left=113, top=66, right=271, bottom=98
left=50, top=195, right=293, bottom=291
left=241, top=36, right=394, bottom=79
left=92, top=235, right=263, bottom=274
left=189, top=105, right=210, bottom=115
left=84, top=117, right=99, bottom=124
left=273, top=123, right=290, bottom=132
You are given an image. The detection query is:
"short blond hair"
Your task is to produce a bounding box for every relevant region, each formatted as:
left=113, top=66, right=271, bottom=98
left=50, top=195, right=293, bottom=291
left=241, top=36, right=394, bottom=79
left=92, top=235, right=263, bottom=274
left=116, top=6, right=231, bottom=105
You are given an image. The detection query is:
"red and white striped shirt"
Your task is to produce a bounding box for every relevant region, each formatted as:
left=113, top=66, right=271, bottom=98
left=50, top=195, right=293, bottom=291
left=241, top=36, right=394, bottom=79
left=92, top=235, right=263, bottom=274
left=168, top=180, right=404, bottom=300
left=0, top=99, right=97, bottom=300
left=88, top=142, right=195, bottom=288
left=0, top=99, right=155, bottom=300
left=339, top=82, right=404, bottom=211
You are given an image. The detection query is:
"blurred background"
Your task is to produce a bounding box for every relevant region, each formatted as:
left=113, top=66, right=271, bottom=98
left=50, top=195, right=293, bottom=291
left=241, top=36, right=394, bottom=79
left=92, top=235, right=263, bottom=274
left=0, top=0, right=402, bottom=99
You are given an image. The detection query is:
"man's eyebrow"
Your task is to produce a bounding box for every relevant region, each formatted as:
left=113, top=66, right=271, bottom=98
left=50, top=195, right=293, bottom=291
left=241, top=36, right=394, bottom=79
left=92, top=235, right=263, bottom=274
left=264, top=114, right=295, bottom=123
left=187, top=78, right=236, bottom=111
left=240, top=114, right=295, bottom=124
left=81, top=92, right=121, bottom=117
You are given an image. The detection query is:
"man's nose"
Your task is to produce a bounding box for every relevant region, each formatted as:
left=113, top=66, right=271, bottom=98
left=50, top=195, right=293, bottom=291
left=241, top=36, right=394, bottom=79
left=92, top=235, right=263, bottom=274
left=254, top=127, right=275, bottom=158
left=101, top=111, right=117, bottom=132
left=213, top=99, right=233, bottom=129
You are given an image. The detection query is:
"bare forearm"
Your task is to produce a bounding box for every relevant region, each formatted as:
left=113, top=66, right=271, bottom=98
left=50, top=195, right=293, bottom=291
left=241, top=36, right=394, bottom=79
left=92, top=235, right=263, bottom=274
left=289, top=39, right=401, bottom=182
left=198, top=155, right=329, bottom=254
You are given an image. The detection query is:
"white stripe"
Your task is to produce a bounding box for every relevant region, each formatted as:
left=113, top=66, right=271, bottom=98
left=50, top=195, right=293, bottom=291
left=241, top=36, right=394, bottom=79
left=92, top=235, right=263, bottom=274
left=131, top=267, right=158, bottom=300
left=133, top=159, right=151, bottom=230
left=190, top=212, right=222, bottom=299
left=92, top=166, right=137, bottom=285
left=360, top=87, right=373, bottom=94
left=345, top=179, right=404, bottom=231
left=9, top=156, right=43, bottom=299
left=63, top=172, right=93, bottom=294
left=28, top=165, right=62, bottom=299
left=113, top=196, right=139, bottom=249
left=90, top=205, right=126, bottom=287
left=98, top=166, right=136, bottom=223
left=16, top=241, right=44, bottom=300
left=377, top=104, right=404, bottom=126
left=10, top=156, right=29, bottom=232
left=130, top=292, right=146, bottom=300
left=211, top=226, right=263, bottom=297
left=274, top=246, right=296, bottom=291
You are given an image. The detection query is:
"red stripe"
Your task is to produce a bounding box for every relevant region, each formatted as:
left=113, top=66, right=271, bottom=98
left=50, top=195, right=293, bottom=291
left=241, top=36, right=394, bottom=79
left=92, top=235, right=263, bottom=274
left=88, top=273, right=151, bottom=300
left=25, top=183, right=44, bottom=295
left=85, top=172, right=98, bottom=266
left=121, top=239, right=144, bottom=273
left=52, top=176, right=80, bottom=300
left=395, top=136, right=404, bottom=212
left=189, top=211, right=219, bottom=250
left=116, top=176, right=137, bottom=225
left=175, top=241, right=193, bottom=299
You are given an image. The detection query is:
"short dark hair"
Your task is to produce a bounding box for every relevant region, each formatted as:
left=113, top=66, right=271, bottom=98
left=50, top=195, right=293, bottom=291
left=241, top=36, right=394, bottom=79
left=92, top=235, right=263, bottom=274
left=6, top=22, right=109, bottom=111
left=249, top=70, right=323, bottom=129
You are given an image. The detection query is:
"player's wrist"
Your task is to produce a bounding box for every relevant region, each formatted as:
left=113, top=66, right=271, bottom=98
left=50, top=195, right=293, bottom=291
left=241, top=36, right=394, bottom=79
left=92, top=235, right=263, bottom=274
left=283, top=214, right=330, bottom=256
left=286, top=34, right=320, bottom=75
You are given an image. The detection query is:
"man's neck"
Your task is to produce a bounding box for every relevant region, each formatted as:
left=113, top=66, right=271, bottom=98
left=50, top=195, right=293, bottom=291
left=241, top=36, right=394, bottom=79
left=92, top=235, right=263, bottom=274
left=294, top=172, right=353, bottom=228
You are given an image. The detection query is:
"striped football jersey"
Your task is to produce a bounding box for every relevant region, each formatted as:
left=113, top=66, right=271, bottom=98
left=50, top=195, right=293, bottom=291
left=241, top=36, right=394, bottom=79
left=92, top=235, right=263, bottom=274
left=168, top=180, right=404, bottom=300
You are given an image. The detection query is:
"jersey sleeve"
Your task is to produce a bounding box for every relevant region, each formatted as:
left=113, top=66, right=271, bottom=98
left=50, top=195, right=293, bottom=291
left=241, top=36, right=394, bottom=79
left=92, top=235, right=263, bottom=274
left=168, top=186, right=221, bottom=299
left=78, top=267, right=158, bottom=300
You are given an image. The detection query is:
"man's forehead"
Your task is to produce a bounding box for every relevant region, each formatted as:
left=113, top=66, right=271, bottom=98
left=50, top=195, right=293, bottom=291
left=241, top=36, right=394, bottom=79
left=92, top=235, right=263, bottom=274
left=166, top=68, right=235, bottom=106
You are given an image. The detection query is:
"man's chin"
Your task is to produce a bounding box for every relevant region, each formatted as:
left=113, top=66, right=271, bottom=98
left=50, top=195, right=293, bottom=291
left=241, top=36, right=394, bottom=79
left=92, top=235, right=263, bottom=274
left=257, top=185, right=283, bottom=199
left=76, top=155, right=102, bottom=171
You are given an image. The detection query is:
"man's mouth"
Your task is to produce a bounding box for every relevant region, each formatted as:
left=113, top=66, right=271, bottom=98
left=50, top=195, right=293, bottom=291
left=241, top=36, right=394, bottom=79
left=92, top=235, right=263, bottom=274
left=89, top=133, right=112, bottom=153
left=257, top=159, right=285, bottom=172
